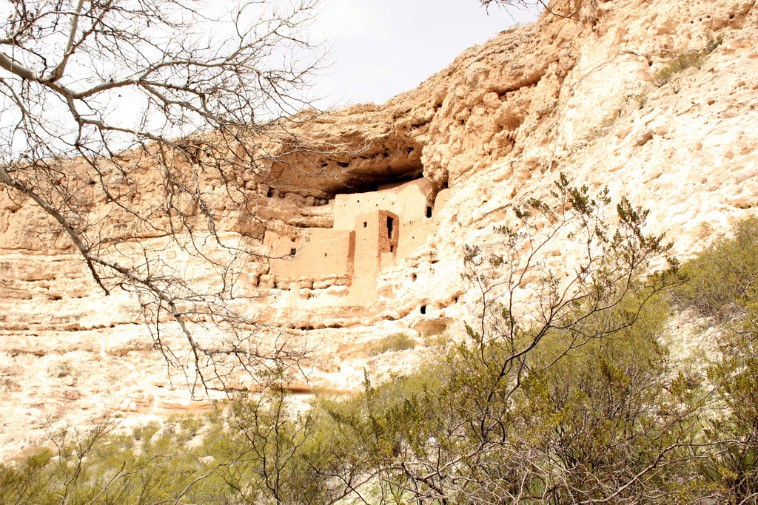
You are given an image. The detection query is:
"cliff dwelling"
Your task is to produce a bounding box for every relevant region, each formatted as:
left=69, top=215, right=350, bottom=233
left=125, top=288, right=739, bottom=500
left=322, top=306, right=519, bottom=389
left=262, top=178, right=449, bottom=307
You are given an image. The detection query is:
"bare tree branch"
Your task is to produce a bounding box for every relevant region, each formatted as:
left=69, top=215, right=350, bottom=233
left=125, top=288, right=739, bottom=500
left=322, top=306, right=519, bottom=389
left=0, top=0, right=327, bottom=392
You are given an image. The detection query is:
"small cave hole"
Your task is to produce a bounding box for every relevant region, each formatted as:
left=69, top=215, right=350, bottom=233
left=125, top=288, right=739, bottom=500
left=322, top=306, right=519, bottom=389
left=426, top=206, right=433, bottom=218
left=266, top=188, right=274, bottom=198
left=337, top=161, right=350, bottom=168
left=290, top=248, right=297, bottom=256
left=363, top=221, right=368, bottom=228
left=420, top=305, right=427, bottom=315
left=324, top=253, right=328, bottom=257
left=411, top=273, right=417, bottom=281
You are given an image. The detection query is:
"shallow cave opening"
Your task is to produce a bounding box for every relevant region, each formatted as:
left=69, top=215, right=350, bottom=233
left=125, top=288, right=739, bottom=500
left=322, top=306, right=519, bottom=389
left=266, top=133, right=426, bottom=198
left=325, top=137, right=426, bottom=196
left=334, top=168, right=424, bottom=196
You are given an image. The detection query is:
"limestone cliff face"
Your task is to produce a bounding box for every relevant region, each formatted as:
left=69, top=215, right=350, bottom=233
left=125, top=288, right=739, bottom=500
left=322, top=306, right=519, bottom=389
left=1, top=0, right=756, bottom=458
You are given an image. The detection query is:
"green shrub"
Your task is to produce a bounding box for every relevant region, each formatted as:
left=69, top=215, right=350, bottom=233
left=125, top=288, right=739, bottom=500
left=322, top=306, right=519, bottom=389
left=675, top=217, right=758, bottom=502
left=653, top=38, right=722, bottom=87
left=363, top=333, right=416, bottom=356
left=654, top=51, right=707, bottom=86
left=674, top=217, right=758, bottom=322
left=2, top=192, right=753, bottom=504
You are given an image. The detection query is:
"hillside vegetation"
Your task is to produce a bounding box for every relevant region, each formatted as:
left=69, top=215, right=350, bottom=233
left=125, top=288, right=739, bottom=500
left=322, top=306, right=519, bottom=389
left=2, top=186, right=755, bottom=504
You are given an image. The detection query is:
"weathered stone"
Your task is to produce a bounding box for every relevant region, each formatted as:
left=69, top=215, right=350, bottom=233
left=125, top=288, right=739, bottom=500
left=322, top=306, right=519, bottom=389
left=0, top=0, right=756, bottom=460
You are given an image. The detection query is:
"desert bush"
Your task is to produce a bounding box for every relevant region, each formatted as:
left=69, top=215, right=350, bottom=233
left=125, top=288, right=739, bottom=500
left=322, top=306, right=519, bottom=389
left=0, top=449, right=55, bottom=504
left=1, top=189, right=754, bottom=504
left=675, top=217, right=757, bottom=503
left=364, top=333, right=417, bottom=356
left=654, top=38, right=722, bottom=87
left=675, top=217, right=758, bottom=322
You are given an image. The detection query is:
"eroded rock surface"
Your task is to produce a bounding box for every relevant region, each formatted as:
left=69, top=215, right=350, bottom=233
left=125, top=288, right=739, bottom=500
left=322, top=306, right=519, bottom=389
left=1, top=0, right=756, bottom=458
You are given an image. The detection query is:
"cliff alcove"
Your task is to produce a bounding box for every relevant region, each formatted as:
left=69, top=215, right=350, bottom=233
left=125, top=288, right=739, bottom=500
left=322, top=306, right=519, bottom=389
left=0, top=0, right=756, bottom=459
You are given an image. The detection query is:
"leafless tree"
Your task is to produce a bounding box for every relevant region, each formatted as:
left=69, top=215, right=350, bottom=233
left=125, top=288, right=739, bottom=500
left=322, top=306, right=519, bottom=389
left=0, top=0, right=325, bottom=394
left=479, top=0, right=590, bottom=20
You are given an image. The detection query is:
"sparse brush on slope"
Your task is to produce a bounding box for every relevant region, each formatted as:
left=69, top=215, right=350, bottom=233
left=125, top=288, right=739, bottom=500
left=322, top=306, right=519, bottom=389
left=1, top=186, right=755, bottom=504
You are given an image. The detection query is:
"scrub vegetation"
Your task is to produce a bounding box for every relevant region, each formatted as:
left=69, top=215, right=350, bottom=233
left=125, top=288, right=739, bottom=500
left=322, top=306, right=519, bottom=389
left=1, top=183, right=755, bottom=504
left=653, top=37, right=723, bottom=87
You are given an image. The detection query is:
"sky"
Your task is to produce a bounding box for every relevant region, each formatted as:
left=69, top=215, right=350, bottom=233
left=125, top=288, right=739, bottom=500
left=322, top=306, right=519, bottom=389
left=308, top=0, right=541, bottom=107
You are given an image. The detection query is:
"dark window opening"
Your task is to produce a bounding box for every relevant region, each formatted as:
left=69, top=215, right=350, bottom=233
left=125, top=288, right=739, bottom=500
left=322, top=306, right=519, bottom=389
left=363, top=221, right=367, bottom=228
left=426, top=206, right=432, bottom=218
left=290, top=248, right=297, bottom=256
left=420, top=305, right=427, bottom=315
left=386, top=216, right=394, bottom=239
left=390, top=245, right=395, bottom=253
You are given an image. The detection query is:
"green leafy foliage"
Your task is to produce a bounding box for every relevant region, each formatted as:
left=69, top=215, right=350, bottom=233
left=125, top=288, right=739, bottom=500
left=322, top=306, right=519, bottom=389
left=653, top=37, right=723, bottom=87
left=363, top=333, right=417, bottom=356
left=675, top=217, right=758, bottom=322
left=2, top=184, right=754, bottom=504
left=674, top=217, right=758, bottom=502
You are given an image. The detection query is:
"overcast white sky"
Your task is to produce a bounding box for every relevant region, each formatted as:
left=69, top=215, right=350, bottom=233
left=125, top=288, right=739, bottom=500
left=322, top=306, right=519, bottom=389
left=308, top=0, right=541, bottom=107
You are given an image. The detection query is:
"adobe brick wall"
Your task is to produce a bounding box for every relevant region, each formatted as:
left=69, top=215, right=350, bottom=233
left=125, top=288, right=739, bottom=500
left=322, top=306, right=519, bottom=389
left=264, top=178, right=444, bottom=301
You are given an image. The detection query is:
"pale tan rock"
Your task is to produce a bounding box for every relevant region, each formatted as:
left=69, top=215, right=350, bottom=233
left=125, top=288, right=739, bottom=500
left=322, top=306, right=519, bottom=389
left=0, top=0, right=756, bottom=459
